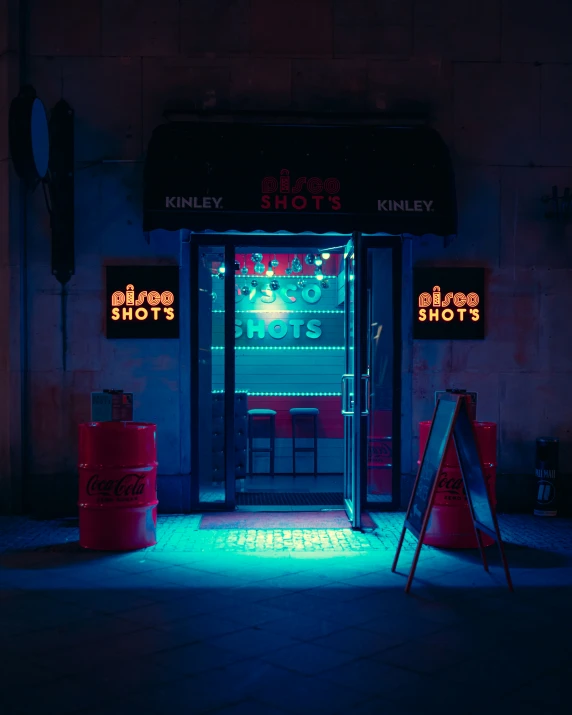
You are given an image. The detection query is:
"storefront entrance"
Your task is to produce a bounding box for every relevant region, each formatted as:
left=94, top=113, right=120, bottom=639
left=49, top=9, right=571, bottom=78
left=189, top=234, right=400, bottom=527
left=143, top=120, right=457, bottom=524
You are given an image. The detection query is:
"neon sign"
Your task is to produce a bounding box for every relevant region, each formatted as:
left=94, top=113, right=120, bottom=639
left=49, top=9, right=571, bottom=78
left=212, top=275, right=343, bottom=347
left=111, top=285, right=175, bottom=322
left=417, top=287, right=480, bottom=323
left=106, top=266, right=179, bottom=339
left=236, top=318, right=322, bottom=340
left=235, top=282, right=323, bottom=306
left=261, top=169, right=341, bottom=211
left=413, top=268, right=485, bottom=340
left=235, top=279, right=325, bottom=342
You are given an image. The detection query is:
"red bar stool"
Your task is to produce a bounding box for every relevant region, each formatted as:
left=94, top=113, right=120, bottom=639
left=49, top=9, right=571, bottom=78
left=290, top=408, right=319, bottom=477
left=247, top=409, right=276, bottom=477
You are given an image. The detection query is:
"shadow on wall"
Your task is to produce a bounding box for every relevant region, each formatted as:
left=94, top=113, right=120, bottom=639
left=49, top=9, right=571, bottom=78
left=25, top=474, right=79, bottom=518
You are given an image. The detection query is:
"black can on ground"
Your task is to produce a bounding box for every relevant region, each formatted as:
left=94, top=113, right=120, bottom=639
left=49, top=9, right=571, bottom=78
left=534, top=437, right=559, bottom=517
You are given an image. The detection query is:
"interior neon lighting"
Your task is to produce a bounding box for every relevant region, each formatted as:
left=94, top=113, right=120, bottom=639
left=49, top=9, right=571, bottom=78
left=211, top=390, right=342, bottom=396
left=214, top=310, right=344, bottom=314
left=211, top=346, right=345, bottom=350
left=198, top=230, right=352, bottom=236
left=213, top=274, right=338, bottom=279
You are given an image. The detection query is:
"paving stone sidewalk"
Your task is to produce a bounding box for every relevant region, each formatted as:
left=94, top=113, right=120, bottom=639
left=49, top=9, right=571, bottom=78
left=2, top=512, right=572, bottom=553
left=1, top=513, right=571, bottom=714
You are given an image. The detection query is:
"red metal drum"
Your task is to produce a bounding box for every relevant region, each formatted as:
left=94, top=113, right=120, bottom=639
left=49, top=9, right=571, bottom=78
left=78, top=422, right=158, bottom=551
left=418, top=421, right=497, bottom=549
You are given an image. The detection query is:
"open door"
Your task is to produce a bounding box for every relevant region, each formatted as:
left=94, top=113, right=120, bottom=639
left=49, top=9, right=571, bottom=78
left=342, top=236, right=362, bottom=528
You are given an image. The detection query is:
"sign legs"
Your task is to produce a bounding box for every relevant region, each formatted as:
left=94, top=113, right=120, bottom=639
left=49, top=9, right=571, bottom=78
left=404, top=534, right=424, bottom=595
left=391, top=527, right=406, bottom=574
left=493, top=518, right=514, bottom=592
left=471, top=521, right=489, bottom=573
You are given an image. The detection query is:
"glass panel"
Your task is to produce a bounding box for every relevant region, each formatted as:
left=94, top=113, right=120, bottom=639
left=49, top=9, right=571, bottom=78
left=365, top=247, right=394, bottom=506
left=343, top=240, right=356, bottom=520
left=197, top=245, right=226, bottom=503
left=234, top=247, right=345, bottom=496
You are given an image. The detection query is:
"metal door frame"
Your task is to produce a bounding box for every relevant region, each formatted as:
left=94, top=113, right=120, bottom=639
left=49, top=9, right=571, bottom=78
left=188, top=232, right=402, bottom=515
left=356, top=235, right=402, bottom=513
left=190, top=237, right=236, bottom=511
left=189, top=233, right=342, bottom=512
left=342, top=235, right=359, bottom=526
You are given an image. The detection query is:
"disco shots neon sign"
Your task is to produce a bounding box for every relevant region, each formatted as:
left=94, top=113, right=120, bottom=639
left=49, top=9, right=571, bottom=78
left=413, top=267, right=485, bottom=340
left=106, top=266, right=179, bottom=339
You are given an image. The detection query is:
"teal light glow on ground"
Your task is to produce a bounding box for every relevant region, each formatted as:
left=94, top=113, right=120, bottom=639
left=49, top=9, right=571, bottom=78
left=0, top=513, right=571, bottom=712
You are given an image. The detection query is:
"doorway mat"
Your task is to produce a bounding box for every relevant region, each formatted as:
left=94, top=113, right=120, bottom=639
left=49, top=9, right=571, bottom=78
left=199, top=511, right=376, bottom=530
left=236, top=492, right=343, bottom=506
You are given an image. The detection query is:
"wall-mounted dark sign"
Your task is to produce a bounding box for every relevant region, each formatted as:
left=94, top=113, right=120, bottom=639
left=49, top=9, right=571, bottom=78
left=106, top=266, right=179, bottom=339
left=413, top=267, right=485, bottom=340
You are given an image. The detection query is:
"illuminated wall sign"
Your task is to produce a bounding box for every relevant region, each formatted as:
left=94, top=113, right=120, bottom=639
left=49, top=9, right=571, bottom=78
left=413, top=267, right=485, bottom=340
left=106, top=266, right=179, bottom=339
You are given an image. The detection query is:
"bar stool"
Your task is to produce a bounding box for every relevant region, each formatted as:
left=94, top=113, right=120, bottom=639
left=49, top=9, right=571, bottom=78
left=290, top=408, right=319, bottom=477
left=247, top=409, right=276, bottom=477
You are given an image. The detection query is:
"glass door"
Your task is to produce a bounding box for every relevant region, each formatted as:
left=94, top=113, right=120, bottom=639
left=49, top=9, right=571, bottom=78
left=190, top=239, right=236, bottom=509
left=343, top=235, right=401, bottom=525
left=360, top=239, right=400, bottom=511
left=342, top=237, right=361, bottom=527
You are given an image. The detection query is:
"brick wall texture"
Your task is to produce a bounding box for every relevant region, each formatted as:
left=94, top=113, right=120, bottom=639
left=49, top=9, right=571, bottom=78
left=2, top=0, right=572, bottom=505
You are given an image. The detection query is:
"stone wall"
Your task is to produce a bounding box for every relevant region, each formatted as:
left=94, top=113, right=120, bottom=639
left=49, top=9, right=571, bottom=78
left=2, top=0, right=571, bottom=513
left=0, top=0, right=23, bottom=513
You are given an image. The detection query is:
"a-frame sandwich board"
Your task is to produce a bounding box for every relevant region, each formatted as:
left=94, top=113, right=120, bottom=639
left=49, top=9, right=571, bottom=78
left=392, top=393, right=513, bottom=594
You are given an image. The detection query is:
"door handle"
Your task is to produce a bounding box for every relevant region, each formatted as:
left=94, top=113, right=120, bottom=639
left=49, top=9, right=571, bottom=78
left=341, top=374, right=354, bottom=416
left=360, top=374, right=370, bottom=416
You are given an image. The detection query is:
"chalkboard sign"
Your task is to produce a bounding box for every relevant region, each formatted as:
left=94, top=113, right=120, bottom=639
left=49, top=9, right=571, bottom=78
left=407, top=397, right=458, bottom=535
left=453, top=405, right=496, bottom=534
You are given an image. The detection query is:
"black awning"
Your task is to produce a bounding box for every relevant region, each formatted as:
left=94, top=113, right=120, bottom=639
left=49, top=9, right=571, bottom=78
left=143, top=122, right=457, bottom=237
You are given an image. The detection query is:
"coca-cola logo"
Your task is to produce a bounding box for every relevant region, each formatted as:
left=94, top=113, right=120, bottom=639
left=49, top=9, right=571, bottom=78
left=437, top=474, right=465, bottom=495
left=86, top=473, right=146, bottom=499
left=367, top=439, right=392, bottom=465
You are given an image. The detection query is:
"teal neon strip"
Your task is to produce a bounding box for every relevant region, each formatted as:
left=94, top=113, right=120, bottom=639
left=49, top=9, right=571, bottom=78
left=211, top=346, right=345, bottom=351
left=216, top=275, right=337, bottom=279
left=213, top=310, right=344, bottom=314
left=211, top=390, right=342, bottom=396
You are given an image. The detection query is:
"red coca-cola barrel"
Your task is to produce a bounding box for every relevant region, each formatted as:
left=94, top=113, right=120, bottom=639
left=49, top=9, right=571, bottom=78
left=418, top=421, right=497, bottom=549
left=78, top=422, right=158, bottom=551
